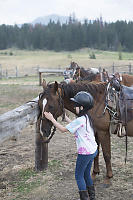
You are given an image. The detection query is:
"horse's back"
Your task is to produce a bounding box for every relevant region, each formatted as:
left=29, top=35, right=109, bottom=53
left=122, top=74, right=133, bottom=86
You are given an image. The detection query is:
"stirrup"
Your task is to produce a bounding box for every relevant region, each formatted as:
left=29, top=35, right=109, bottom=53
left=117, top=123, right=126, bottom=137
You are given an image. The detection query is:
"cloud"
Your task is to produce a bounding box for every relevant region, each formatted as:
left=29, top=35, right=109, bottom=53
left=0, top=0, right=133, bottom=25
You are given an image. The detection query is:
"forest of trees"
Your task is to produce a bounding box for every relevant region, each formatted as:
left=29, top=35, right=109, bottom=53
left=0, top=17, right=133, bottom=52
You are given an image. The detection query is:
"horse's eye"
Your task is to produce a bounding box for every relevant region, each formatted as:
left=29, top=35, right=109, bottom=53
left=48, top=105, right=54, bottom=110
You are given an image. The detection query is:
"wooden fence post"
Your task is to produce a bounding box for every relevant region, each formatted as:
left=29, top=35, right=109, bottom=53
left=39, top=72, right=42, bottom=86
left=112, top=63, right=115, bottom=74
left=128, top=63, right=131, bottom=74
left=35, top=120, right=48, bottom=171
left=0, top=64, right=2, bottom=79
left=6, top=69, right=8, bottom=78
left=16, top=66, right=18, bottom=77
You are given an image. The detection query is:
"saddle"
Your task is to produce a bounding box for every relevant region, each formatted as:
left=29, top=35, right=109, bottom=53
left=118, top=85, right=133, bottom=124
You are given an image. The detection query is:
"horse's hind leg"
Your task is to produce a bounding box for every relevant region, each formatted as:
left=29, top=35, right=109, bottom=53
left=100, top=131, right=113, bottom=179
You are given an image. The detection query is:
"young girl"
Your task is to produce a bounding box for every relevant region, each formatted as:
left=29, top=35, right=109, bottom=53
left=44, top=91, right=97, bottom=200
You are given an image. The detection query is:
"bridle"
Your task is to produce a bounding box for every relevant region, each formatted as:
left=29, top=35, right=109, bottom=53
left=39, top=87, right=65, bottom=143
left=93, top=80, right=119, bottom=120
left=73, top=67, right=81, bottom=80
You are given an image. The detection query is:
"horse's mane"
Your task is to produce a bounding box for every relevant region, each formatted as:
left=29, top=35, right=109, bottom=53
left=39, top=82, right=56, bottom=99
left=40, top=80, right=106, bottom=102
left=61, top=81, right=106, bottom=100
left=82, top=73, right=99, bottom=81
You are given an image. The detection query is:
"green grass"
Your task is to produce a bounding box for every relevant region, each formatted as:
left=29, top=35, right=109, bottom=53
left=48, top=159, right=62, bottom=170
left=12, top=168, right=40, bottom=193
left=10, top=168, right=42, bottom=200
left=0, top=48, right=133, bottom=66
left=8, top=159, right=62, bottom=200
left=0, top=75, right=64, bottom=85
left=0, top=48, right=133, bottom=79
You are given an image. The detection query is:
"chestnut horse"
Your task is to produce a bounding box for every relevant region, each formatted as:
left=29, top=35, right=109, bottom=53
left=38, top=80, right=113, bottom=181
left=113, top=72, right=133, bottom=87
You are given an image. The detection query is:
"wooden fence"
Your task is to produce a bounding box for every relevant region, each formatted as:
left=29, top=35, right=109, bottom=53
left=38, top=68, right=64, bottom=86
left=38, top=64, right=133, bottom=85
left=0, top=97, right=48, bottom=171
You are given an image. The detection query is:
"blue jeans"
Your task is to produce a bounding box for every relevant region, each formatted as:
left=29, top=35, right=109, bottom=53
left=75, top=150, right=98, bottom=191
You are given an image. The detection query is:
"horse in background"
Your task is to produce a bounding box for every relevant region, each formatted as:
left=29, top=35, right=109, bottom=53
left=69, top=61, right=101, bottom=82
left=73, top=66, right=101, bottom=82
left=114, top=72, right=133, bottom=87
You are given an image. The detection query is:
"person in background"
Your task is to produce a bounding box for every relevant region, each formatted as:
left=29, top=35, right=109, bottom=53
left=102, top=68, right=109, bottom=82
left=44, top=91, right=98, bottom=200
left=63, top=67, right=71, bottom=80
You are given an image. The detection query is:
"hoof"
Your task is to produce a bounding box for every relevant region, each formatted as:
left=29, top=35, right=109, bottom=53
left=107, top=171, right=113, bottom=179
left=92, top=170, right=100, bottom=175
left=92, top=171, right=100, bottom=180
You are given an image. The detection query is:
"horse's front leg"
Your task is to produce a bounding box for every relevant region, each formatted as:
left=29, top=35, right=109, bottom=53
left=99, top=130, right=113, bottom=179
left=92, top=133, right=100, bottom=179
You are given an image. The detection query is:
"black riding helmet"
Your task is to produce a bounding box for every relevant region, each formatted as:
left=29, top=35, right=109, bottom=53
left=70, top=91, right=94, bottom=110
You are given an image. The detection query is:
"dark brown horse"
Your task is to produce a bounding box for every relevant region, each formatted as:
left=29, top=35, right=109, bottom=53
left=69, top=61, right=101, bottom=82
left=38, top=80, right=113, bottom=181
left=73, top=67, right=101, bottom=81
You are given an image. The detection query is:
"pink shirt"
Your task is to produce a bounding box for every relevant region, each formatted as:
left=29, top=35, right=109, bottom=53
left=66, top=115, right=97, bottom=155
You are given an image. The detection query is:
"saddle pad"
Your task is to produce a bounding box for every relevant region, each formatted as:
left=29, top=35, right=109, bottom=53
left=119, top=85, right=133, bottom=123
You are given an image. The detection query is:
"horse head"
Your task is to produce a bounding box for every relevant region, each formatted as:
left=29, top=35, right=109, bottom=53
left=38, top=81, right=64, bottom=137
left=110, top=75, right=121, bottom=92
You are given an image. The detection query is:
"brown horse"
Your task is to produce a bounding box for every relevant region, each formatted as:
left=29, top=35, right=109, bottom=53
left=69, top=61, right=101, bottom=82
left=73, top=66, right=101, bottom=82
left=38, top=79, right=133, bottom=183
left=114, top=72, right=133, bottom=87
left=38, top=80, right=113, bottom=181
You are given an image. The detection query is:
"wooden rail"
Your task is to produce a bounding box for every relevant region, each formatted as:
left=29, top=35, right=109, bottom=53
left=0, top=97, right=39, bottom=144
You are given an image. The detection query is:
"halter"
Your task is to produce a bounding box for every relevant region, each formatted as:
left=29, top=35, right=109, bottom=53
left=39, top=87, right=65, bottom=143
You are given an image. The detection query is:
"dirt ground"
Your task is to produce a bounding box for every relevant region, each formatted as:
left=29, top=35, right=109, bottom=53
left=0, top=83, right=133, bottom=200
left=0, top=119, right=133, bottom=200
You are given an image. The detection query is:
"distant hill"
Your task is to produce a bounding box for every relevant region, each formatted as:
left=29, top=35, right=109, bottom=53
left=32, top=14, right=70, bottom=25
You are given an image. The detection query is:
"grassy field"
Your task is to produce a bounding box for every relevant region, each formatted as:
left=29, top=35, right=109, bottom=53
left=0, top=48, right=133, bottom=112
left=0, top=76, right=64, bottom=115
left=0, top=48, right=133, bottom=77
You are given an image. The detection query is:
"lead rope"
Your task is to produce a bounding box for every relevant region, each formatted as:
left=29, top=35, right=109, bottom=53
left=124, top=102, right=128, bottom=164
left=42, top=126, right=56, bottom=143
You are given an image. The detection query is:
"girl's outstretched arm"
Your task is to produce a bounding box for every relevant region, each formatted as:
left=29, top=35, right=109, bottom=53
left=44, top=112, right=68, bottom=133
left=64, top=113, right=72, bottom=123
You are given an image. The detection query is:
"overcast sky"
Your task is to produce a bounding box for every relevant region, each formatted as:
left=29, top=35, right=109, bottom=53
left=0, top=0, right=133, bottom=25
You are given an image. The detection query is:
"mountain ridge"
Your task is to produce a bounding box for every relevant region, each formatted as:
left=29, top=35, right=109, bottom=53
left=31, top=14, right=71, bottom=25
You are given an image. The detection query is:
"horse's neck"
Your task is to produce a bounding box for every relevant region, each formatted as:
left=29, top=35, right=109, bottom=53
left=61, top=82, right=107, bottom=114
left=96, top=73, right=101, bottom=81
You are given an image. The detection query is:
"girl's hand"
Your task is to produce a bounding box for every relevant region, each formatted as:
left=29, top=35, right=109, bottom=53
left=44, top=112, right=54, bottom=121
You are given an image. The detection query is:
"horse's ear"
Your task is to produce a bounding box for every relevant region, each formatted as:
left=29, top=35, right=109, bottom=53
left=42, top=79, right=47, bottom=89
left=54, top=81, right=58, bottom=92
